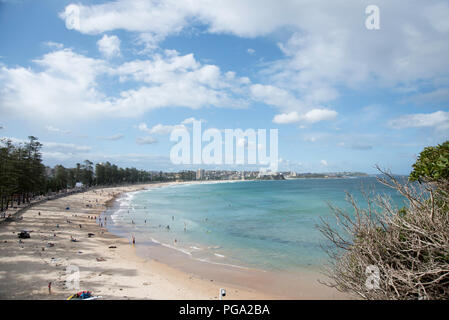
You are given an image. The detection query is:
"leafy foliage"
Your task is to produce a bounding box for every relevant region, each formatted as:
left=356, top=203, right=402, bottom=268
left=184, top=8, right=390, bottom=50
left=410, top=141, right=449, bottom=183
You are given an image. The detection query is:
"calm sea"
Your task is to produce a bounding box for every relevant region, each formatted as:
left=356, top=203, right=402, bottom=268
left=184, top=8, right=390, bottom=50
left=106, top=177, right=406, bottom=272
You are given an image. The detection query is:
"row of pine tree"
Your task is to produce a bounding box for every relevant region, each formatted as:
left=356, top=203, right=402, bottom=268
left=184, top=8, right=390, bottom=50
left=0, top=137, right=157, bottom=212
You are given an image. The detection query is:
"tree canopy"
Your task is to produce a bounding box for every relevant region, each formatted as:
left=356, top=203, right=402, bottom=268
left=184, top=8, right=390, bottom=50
left=0, top=137, right=157, bottom=212
left=410, top=141, right=449, bottom=183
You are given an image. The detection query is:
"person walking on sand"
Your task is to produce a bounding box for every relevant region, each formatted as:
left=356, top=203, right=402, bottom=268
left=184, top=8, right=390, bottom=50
left=132, top=235, right=135, bottom=245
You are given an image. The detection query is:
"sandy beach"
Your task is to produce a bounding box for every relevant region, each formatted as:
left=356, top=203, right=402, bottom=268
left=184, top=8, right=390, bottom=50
left=0, top=183, right=347, bottom=300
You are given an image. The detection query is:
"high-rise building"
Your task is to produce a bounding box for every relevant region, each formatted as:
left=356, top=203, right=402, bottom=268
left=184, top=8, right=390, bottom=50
left=196, top=169, right=204, bottom=180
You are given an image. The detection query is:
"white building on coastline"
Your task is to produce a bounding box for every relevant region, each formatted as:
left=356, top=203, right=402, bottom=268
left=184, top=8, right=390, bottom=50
left=196, top=169, right=204, bottom=180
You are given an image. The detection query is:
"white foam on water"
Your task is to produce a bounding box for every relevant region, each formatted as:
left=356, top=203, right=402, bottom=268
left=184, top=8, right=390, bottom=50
left=196, top=258, right=250, bottom=270
left=150, top=237, right=192, bottom=256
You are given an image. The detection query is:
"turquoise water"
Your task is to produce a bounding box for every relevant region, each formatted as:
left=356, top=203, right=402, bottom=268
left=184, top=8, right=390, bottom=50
left=107, top=177, right=406, bottom=272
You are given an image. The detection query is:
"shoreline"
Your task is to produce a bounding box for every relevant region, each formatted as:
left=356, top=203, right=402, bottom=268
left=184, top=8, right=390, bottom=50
left=0, top=182, right=278, bottom=299
left=0, top=181, right=349, bottom=299
left=100, top=181, right=350, bottom=299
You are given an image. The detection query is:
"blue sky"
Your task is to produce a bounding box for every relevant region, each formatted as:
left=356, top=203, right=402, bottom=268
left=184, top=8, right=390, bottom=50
left=1, top=0, right=448, bottom=174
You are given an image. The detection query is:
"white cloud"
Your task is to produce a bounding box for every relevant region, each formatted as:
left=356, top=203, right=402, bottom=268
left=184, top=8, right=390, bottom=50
left=136, top=136, right=157, bottom=145
left=138, top=122, right=186, bottom=135
left=97, top=134, right=124, bottom=141
left=181, top=117, right=205, bottom=124
left=59, top=0, right=449, bottom=107
left=44, top=141, right=92, bottom=152
left=44, top=41, right=64, bottom=49
left=388, top=111, right=449, bottom=131
left=0, top=49, right=249, bottom=122
left=250, top=84, right=304, bottom=111
left=300, top=109, right=338, bottom=124
left=273, top=111, right=300, bottom=124
left=320, top=160, right=328, bottom=166
left=97, top=34, right=121, bottom=58
left=45, top=125, right=71, bottom=134
left=59, top=1, right=190, bottom=49
left=0, top=49, right=109, bottom=120
left=137, top=117, right=206, bottom=138
left=6, top=1, right=449, bottom=130
left=273, top=108, right=337, bottom=124
left=247, top=48, right=255, bottom=55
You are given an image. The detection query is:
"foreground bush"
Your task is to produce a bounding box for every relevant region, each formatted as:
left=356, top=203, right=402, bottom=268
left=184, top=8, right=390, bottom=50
left=318, top=165, right=449, bottom=300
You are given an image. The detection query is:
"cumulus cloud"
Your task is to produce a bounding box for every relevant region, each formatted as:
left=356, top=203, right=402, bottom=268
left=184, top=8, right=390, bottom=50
left=0, top=49, right=248, bottom=122
left=250, top=84, right=304, bottom=111
left=59, top=0, right=449, bottom=112
left=300, top=109, right=338, bottom=124
left=0, top=49, right=108, bottom=120
left=97, top=34, right=121, bottom=58
left=273, top=111, right=300, bottom=124
left=6, top=0, right=449, bottom=131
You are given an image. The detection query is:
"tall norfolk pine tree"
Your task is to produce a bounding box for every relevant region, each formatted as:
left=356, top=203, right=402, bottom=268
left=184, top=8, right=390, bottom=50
left=1, top=137, right=157, bottom=212
left=0, top=136, right=45, bottom=209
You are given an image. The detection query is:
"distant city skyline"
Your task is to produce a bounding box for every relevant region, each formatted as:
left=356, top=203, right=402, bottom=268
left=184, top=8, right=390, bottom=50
left=1, top=0, right=449, bottom=175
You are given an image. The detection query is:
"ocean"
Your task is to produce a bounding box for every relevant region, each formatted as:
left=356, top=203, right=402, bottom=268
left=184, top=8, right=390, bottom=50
left=104, top=177, right=407, bottom=274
